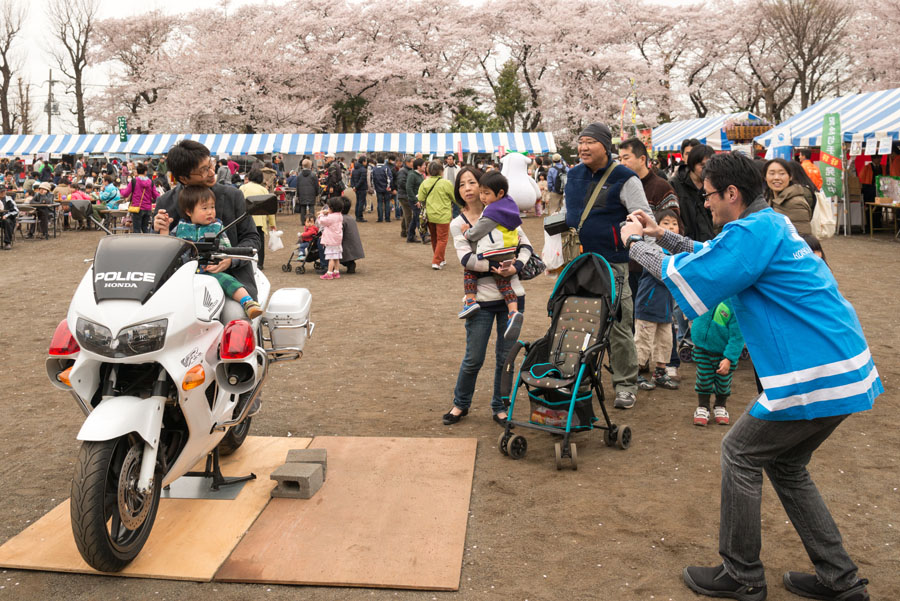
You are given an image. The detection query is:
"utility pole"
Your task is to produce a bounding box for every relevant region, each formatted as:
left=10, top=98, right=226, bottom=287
left=45, top=69, right=58, bottom=134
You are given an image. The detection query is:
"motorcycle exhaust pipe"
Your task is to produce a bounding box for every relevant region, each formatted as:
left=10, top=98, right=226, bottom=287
left=214, top=359, right=258, bottom=395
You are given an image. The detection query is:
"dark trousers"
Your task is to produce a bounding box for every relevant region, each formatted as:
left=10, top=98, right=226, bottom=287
left=1, top=216, right=14, bottom=244
left=256, top=226, right=266, bottom=268
left=399, top=197, right=411, bottom=236
left=407, top=204, right=420, bottom=241
left=297, top=204, right=311, bottom=224
left=355, top=190, right=366, bottom=220
left=30, top=207, right=50, bottom=236
left=132, top=209, right=151, bottom=233
left=376, top=190, right=392, bottom=222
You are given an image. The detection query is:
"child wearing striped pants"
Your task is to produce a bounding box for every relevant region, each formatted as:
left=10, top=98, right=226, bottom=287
left=691, top=298, right=745, bottom=426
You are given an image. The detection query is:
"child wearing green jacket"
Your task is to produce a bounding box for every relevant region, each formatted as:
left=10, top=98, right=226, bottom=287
left=691, top=298, right=745, bottom=427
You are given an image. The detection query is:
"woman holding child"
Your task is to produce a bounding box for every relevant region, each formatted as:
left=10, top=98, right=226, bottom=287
left=443, top=167, right=534, bottom=426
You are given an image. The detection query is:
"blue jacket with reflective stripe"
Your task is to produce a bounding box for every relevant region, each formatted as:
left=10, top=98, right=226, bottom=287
left=660, top=205, right=881, bottom=421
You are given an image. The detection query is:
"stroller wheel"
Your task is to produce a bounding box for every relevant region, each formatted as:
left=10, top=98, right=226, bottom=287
left=296, top=264, right=305, bottom=274
left=507, top=434, right=527, bottom=460
left=281, top=264, right=291, bottom=272
left=616, top=425, right=632, bottom=450
left=678, top=346, right=694, bottom=363
left=554, top=442, right=563, bottom=470
left=497, top=431, right=511, bottom=456
left=570, top=443, right=577, bottom=470
left=603, top=428, right=615, bottom=447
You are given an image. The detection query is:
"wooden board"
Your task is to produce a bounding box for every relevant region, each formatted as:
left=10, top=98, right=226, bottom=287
left=0, top=436, right=310, bottom=581
left=216, top=436, right=477, bottom=591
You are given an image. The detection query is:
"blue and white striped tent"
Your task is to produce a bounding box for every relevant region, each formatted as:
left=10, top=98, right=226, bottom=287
left=0, top=131, right=557, bottom=157
left=755, top=88, right=900, bottom=147
left=651, top=112, right=764, bottom=152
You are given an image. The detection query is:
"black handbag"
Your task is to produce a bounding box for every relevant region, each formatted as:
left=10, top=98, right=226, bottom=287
left=518, top=252, right=546, bottom=281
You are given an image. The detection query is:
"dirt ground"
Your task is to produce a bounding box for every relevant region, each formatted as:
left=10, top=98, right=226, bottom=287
left=0, top=210, right=897, bottom=601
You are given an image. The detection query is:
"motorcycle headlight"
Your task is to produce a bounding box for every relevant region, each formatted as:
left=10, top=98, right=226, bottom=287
left=76, top=318, right=168, bottom=358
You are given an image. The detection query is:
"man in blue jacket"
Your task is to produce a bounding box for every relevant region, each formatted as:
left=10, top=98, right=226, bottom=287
left=623, top=151, right=878, bottom=601
left=565, top=122, right=653, bottom=410
left=371, top=154, right=393, bottom=223
left=350, top=156, right=368, bottom=223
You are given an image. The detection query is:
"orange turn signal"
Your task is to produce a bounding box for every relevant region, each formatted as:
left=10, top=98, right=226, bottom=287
left=57, top=367, right=73, bottom=387
left=182, top=365, right=205, bottom=390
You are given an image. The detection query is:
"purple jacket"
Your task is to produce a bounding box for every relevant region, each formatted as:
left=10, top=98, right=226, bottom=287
left=120, top=176, right=159, bottom=211
left=481, top=195, right=522, bottom=230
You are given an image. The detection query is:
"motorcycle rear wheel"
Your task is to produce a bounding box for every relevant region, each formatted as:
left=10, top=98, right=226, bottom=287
left=217, top=416, right=251, bottom=456
left=70, top=435, right=161, bottom=572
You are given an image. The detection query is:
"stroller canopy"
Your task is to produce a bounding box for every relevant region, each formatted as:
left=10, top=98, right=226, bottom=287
left=548, top=253, right=617, bottom=315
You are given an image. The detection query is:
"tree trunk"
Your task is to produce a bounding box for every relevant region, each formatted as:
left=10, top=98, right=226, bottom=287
left=0, top=66, right=11, bottom=134
left=74, top=71, right=86, bottom=134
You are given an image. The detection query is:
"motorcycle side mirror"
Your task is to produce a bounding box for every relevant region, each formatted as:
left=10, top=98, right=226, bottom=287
left=214, top=194, right=277, bottom=241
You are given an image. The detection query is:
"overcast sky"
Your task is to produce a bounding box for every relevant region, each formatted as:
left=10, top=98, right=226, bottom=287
left=22, top=0, right=287, bottom=134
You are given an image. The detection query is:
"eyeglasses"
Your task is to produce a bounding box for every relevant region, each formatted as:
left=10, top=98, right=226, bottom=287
left=701, top=188, right=723, bottom=202
left=190, top=161, right=216, bottom=176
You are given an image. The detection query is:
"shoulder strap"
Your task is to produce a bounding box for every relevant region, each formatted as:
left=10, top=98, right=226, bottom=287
left=577, top=160, right=618, bottom=232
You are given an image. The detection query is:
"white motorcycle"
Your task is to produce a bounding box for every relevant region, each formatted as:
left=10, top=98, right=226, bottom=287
left=45, top=202, right=312, bottom=572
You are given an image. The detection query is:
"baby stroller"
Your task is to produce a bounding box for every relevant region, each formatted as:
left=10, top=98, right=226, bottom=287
left=281, top=231, right=322, bottom=274
left=498, top=252, right=632, bottom=470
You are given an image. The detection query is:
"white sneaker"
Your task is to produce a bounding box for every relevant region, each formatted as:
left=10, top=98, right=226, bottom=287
left=432, top=263, right=441, bottom=270
left=666, top=365, right=679, bottom=380
left=713, top=406, right=730, bottom=425
left=693, top=406, right=709, bottom=426
left=439, top=261, right=446, bottom=267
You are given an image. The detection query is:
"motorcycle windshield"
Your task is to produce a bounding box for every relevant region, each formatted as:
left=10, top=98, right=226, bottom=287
left=93, top=235, right=196, bottom=304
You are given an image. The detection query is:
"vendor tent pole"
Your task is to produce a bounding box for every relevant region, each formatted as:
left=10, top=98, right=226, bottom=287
left=841, top=152, right=850, bottom=237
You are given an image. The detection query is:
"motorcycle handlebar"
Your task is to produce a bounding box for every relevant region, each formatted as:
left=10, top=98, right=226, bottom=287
left=222, top=247, right=256, bottom=257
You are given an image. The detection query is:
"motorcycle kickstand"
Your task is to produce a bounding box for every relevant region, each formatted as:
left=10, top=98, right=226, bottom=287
left=185, top=448, right=256, bottom=491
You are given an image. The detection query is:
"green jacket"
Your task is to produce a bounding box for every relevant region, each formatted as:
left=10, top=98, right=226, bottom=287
left=691, top=298, right=745, bottom=363
left=417, top=176, right=455, bottom=224
left=406, top=170, right=424, bottom=201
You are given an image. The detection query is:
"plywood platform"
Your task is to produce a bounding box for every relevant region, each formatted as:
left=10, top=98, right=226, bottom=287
left=0, top=436, right=311, bottom=581
left=216, top=436, right=477, bottom=590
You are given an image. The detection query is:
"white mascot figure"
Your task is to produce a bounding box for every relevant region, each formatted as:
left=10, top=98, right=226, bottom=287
left=500, top=153, right=541, bottom=212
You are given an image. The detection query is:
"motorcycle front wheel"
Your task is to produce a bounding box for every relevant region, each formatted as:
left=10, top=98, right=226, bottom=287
left=70, top=435, right=161, bottom=572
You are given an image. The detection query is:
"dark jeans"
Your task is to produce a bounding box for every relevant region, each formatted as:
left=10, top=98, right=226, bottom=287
left=452, top=309, right=513, bottom=415
left=1, top=216, right=14, bottom=244
left=297, top=204, right=312, bottom=224
left=132, top=209, right=151, bottom=233
left=256, top=226, right=266, bottom=268
left=719, top=409, right=858, bottom=589
left=407, top=204, right=421, bottom=241
left=395, top=194, right=402, bottom=218
left=376, top=190, right=392, bottom=222
left=355, top=190, right=366, bottom=220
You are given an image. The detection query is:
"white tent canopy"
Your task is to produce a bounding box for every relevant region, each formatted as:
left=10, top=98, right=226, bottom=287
left=0, top=131, right=557, bottom=157
left=755, top=88, right=900, bottom=147
left=651, top=112, right=764, bottom=152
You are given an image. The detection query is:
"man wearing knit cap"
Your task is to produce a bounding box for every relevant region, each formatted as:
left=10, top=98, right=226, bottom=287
left=565, top=122, right=653, bottom=409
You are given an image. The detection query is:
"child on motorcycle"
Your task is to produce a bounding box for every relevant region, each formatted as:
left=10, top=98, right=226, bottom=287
left=161, top=185, right=263, bottom=319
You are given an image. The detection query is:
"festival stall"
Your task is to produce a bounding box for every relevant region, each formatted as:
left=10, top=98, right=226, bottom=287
left=0, top=132, right=557, bottom=158
left=755, top=88, right=900, bottom=235
left=651, top=112, right=769, bottom=154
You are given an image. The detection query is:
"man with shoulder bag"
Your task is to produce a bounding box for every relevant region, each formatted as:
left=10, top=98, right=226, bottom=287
left=564, top=122, right=654, bottom=410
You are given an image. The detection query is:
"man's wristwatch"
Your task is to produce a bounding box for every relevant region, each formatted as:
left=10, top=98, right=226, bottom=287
left=625, top=234, right=643, bottom=250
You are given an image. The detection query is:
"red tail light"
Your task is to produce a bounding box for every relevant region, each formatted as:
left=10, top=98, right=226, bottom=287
left=221, top=320, right=255, bottom=359
left=49, top=320, right=80, bottom=356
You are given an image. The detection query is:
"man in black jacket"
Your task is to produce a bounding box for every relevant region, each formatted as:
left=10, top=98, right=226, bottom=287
left=395, top=156, right=412, bottom=238
left=671, top=144, right=717, bottom=242
left=294, top=159, right=319, bottom=223
left=152, top=139, right=261, bottom=324
left=350, top=156, right=368, bottom=222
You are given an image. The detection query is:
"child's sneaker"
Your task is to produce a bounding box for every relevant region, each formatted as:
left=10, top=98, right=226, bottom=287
left=242, top=300, right=263, bottom=319
left=458, top=299, right=480, bottom=319
left=653, top=369, right=679, bottom=390
left=713, top=406, right=730, bottom=425
left=320, top=272, right=334, bottom=280
left=637, top=375, right=656, bottom=390
left=693, top=406, right=710, bottom=426
left=504, top=311, right=523, bottom=342
left=332, top=271, right=340, bottom=279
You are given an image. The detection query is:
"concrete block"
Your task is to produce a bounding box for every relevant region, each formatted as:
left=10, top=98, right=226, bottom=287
left=270, top=463, right=323, bottom=499
left=286, top=448, right=327, bottom=479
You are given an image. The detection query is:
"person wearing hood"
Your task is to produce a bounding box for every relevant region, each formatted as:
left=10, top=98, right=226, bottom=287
left=294, top=159, right=319, bottom=223
left=564, top=122, right=654, bottom=410
left=459, top=170, right=524, bottom=341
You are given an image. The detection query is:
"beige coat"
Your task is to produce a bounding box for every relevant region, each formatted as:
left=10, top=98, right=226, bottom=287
left=770, top=184, right=813, bottom=235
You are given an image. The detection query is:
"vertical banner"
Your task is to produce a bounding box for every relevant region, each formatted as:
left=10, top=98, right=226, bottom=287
left=498, top=145, right=505, bottom=158
left=819, top=113, right=843, bottom=199
left=457, top=140, right=463, bottom=163
left=767, top=127, right=792, bottom=160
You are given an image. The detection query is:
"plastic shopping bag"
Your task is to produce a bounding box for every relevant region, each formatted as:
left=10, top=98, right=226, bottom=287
left=268, top=229, right=284, bottom=252
left=543, top=230, right=564, bottom=271
left=811, top=191, right=836, bottom=239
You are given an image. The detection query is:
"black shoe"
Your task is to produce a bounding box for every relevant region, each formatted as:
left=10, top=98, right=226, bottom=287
left=376, top=219, right=383, bottom=223
left=492, top=414, right=507, bottom=426
left=422, top=237, right=431, bottom=244
left=683, top=565, right=767, bottom=601
left=406, top=238, right=418, bottom=243
left=783, top=572, right=869, bottom=601
left=442, top=407, right=468, bottom=425
left=356, top=218, right=368, bottom=223
left=385, top=219, right=391, bottom=222
left=344, top=261, right=356, bottom=274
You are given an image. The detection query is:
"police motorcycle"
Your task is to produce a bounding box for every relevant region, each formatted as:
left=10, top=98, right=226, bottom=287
left=45, top=195, right=313, bottom=572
